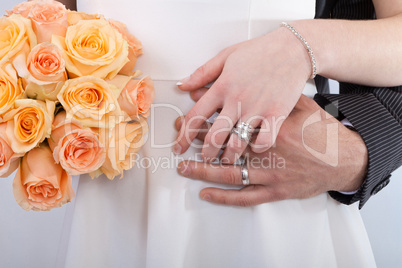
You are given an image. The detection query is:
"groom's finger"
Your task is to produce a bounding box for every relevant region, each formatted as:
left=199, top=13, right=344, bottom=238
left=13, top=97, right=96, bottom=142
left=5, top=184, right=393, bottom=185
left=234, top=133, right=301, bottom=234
left=177, top=160, right=266, bottom=185
left=199, top=185, right=281, bottom=207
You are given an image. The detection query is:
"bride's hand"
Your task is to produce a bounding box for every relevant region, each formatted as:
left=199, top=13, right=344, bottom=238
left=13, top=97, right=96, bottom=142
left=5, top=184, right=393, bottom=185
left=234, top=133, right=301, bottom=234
left=175, top=27, right=312, bottom=163
left=175, top=95, right=368, bottom=206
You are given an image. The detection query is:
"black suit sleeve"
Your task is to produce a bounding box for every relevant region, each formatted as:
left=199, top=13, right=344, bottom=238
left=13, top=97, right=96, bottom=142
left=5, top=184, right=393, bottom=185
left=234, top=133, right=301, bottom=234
left=314, top=88, right=402, bottom=209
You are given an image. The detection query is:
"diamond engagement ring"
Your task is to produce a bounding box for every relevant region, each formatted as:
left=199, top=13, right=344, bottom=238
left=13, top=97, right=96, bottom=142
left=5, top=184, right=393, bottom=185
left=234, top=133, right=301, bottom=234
left=240, top=156, right=250, bottom=185
left=232, top=122, right=253, bottom=143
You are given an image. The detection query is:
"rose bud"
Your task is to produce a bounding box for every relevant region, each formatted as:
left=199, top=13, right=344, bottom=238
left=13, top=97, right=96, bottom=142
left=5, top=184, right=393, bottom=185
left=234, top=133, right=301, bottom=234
left=118, top=76, right=154, bottom=119
left=13, top=145, right=75, bottom=211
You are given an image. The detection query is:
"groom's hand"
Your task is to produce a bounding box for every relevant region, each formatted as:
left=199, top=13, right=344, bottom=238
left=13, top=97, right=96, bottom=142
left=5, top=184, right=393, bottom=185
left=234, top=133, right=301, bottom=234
left=175, top=94, right=368, bottom=206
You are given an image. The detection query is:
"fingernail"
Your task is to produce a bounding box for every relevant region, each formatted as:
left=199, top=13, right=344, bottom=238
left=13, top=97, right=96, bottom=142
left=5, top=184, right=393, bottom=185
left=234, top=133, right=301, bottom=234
left=173, top=143, right=182, bottom=155
left=176, top=76, right=190, bottom=86
left=178, top=162, right=190, bottom=176
left=202, top=194, right=211, bottom=201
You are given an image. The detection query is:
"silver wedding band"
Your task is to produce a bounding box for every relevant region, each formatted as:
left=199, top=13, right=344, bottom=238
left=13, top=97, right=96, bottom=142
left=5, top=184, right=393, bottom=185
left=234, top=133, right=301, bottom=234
left=240, top=156, right=250, bottom=185
left=232, top=121, right=253, bottom=143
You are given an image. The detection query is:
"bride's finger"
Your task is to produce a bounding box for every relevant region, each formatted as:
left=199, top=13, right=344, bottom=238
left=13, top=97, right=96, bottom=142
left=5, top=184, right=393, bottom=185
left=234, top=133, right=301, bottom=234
left=190, top=88, right=209, bottom=102
left=199, top=185, right=280, bottom=207
left=201, top=107, right=238, bottom=161
left=174, top=93, right=221, bottom=155
left=177, top=160, right=266, bottom=185
left=177, top=48, right=232, bottom=91
left=175, top=116, right=211, bottom=141
left=220, top=115, right=261, bottom=164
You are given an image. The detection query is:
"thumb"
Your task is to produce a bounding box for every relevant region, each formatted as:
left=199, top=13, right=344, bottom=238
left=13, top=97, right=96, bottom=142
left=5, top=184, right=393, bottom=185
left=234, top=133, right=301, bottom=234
left=177, top=48, right=231, bottom=91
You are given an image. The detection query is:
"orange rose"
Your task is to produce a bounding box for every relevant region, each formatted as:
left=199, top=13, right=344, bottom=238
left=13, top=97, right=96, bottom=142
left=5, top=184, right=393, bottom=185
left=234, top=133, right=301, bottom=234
left=49, top=112, right=106, bottom=175
left=109, top=19, right=143, bottom=76
left=13, top=145, right=75, bottom=211
left=3, top=99, right=54, bottom=153
left=67, top=11, right=103, bottom=26
left=93, top=117, right=148, bottom=180
left=57, top=76, right=123, bottom=128
left=52, top=19, right=129, bottom=79
left=48, top=111, right=81, bottom=150
left=118, top=76, right=154, bottom=119
left=0, top=123, right=23, bottom=178
left=0, top=63, right=24, bottom=120
left=13, top=42, right=67, bottom=101
left=0, top=14, right=37, bottom=64
left=6, top=1, right=35, bottom=18
left=28, top=0, right=68, bottom=43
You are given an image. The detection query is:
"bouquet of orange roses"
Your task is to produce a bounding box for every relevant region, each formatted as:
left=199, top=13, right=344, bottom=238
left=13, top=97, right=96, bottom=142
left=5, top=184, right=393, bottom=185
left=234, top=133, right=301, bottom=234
left=0, top=0, right=154, bottom=211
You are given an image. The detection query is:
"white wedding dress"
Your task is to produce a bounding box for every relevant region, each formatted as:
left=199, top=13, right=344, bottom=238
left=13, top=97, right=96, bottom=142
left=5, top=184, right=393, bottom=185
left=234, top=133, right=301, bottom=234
left=61, top=1, right=376, bottom=267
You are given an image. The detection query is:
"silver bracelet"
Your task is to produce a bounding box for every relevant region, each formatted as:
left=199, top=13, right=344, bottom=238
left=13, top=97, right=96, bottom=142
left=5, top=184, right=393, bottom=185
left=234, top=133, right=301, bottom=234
left=281, top=22, right=317, bottom=79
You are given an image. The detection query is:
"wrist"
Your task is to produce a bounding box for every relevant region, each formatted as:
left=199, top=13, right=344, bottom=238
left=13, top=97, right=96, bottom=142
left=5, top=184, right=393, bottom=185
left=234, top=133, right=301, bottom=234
left=272, top=26, right=312, bottom=81
left=289, top=19, right=335, bottom=78
left=280, top=22, right=317, bottom=79
left=336, top=127, right=368, bottom=192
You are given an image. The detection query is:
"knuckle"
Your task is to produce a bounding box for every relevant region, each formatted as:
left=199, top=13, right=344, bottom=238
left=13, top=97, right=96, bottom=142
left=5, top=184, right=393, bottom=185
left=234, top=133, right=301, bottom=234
left=217, top=194, right=230, bottom=205
left=269, top=172, right=282, bottom=185
left=227, top=90, right=247, bottom=104
left=236, top=196, right=252, bottom=207
left=264, top=185, right=290, bottom=202
left=251, top=135, right=271, bottom=153
left=212, top=79, right=230, bottom=93
left=194, top=64, right=208, bottom=78
left=186, top=108, right=201, bottom=121
left=222, top=168, right=238, bottom=185
left=227, top=142, right=244, bottom=156
left=212, top=131, right=228, bottom=146
left=272, top=188, right=289, bottom=202
left=197, top=165, right=208, bottom=180
left=263, top=105, right=286, bottom=119
left=227, top=136, right=244, bottom=151
left=203, top=133, right=213, bottom=145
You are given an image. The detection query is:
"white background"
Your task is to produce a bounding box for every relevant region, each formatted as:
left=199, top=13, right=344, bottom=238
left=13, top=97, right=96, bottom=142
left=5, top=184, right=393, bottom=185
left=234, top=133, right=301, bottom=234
left=1, top=1, right=401, bottom=267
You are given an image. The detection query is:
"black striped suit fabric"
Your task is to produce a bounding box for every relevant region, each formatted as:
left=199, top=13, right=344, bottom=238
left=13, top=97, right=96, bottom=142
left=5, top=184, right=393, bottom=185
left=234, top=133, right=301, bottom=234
left=314, top=0, right=402, bottom=208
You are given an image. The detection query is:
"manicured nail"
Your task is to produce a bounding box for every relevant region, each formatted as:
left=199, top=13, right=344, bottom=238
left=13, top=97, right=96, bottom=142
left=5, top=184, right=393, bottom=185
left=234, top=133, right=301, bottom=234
left=176, top=76, right=190, bottom=86
left=202, top=194, right=211, bottom=201
left=173, top=143, right=182, bottom=155
left=178, top=162, right=190, bottom=176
